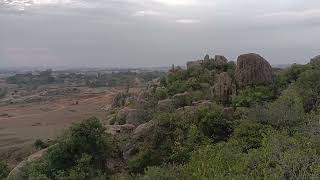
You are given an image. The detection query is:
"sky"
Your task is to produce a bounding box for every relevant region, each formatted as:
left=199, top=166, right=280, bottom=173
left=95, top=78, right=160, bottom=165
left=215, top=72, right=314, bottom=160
left=1, top=0, right=320, bottom=68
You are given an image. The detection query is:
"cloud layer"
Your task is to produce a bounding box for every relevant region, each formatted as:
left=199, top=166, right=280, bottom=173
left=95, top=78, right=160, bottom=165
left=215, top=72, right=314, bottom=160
left=1, top=0, right=320, bottom=67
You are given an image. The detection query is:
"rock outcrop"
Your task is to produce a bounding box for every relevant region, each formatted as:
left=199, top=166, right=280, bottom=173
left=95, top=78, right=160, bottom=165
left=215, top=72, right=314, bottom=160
left=187, top=60, right=203, bottom=69
left=214, top=72, right=233, bottom=103
left=8, top=148, right=48, bottom=180
left=214, top=55, right=228, bottom=66
left=173, top=92, right=192, bottom=108
left=115, top=107, right=140, bottom=126
left=157, top=99, right=174, bottom=112
left=106, top=124, right=136, bottom=135
left=235, top=53, right=273, bottom=87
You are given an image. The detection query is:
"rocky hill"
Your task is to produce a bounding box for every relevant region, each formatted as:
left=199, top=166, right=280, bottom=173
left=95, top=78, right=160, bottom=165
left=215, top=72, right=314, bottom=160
left=3, top=53, right=320, bottom=180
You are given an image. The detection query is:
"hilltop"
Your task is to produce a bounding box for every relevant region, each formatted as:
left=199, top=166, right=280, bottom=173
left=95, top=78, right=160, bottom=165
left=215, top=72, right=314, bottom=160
left=3, top=53, right=320, bottom=180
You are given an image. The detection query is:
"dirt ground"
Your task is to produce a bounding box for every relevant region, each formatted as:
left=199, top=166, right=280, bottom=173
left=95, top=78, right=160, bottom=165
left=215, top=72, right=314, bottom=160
left=0, top=88, right=117, bottom=167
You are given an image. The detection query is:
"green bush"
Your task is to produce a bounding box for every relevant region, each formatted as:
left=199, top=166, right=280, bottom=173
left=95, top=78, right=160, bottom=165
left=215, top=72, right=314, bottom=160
left=231, top=120, right=272, bottom=152
left=183, top=131, right=320, bottom=180
left=154, top=88, right=168, bottom=101
left=233, top=85, right=276, bottom=107
left=138, top=166, right=178, bottom=180
left=27, top=117, right=112, bottom=179
left=294, top=69, right=320, bottom=112
left=248, top=89, right=305, bottom=131
left=0, top=161, right=9, bottom=180
left=199, top=110, right=232, bottom=142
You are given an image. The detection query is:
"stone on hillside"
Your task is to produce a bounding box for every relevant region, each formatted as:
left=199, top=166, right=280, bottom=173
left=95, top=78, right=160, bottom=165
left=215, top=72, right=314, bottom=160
left=157, top=98, right=174, bottom=112
left=8, top=148, right=48, bottom=180
left=115, top=107, right=140, bottom=126
left=192, top=100, right=212, bottom=108
left=173, top=92, right=192, bottom=108
left=214, top=72, right=233, bottom=103
left=133, top=120, right=156, bottom=140
left=235, top=53, right=273, bottom=87
left=122, top=120, right=156, bottom=161
left=214, top=55, right=228, bottom=66
left=106, top=124, right=136, bottom=135
left=187, top=60, right=203, bottom=69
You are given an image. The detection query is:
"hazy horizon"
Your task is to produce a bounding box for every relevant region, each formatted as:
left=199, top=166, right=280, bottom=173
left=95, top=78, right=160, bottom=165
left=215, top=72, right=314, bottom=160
left=1, top=0, right=320, bottom=68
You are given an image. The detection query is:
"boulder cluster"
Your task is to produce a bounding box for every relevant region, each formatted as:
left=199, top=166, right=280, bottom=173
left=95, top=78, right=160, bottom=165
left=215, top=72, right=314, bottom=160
left=107, top=52, right=275, bottom=161
left=186, top=54, right=228, bottom=69
left=188, top=53, right=273, bottom=103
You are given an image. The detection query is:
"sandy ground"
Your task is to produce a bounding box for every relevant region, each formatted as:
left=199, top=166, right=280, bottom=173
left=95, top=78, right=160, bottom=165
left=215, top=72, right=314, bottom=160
left=0, top=89, right=117, bottom=166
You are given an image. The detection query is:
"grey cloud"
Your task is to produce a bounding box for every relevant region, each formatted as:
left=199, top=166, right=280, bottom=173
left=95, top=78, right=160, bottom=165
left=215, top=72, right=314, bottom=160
left=1, top=0, right=320, bottom=68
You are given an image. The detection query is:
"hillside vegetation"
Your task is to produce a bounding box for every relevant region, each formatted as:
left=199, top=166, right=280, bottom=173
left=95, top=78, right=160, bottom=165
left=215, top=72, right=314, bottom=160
left=5, top=53, right=320, bottom=179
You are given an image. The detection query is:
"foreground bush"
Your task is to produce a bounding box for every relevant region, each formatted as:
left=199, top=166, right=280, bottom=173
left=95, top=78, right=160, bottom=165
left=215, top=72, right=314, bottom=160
left=0, top=161, right=9, bottom=180
left=183, top=131, right=320, bottom=180
left=26, top=117, right=112, bottom=179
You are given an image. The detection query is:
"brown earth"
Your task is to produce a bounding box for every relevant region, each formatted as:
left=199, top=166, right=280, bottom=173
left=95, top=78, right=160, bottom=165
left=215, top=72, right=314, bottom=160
left=0, top=88, right=118, bottom=167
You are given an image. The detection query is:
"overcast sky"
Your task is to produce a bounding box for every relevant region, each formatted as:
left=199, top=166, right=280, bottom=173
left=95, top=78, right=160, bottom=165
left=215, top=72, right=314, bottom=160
left=1, top=0, right=320, bottom=68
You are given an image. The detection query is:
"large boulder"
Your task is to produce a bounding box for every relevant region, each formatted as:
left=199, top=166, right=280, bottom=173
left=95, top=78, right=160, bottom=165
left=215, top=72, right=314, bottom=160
left=8, top=148, right=48, bottom=180
left=157, top=98, right=174, bottom=112
left=133, top=120, right=156, bottom=140
left=122, top=120, right=156, bottom=161
left=214, top=55, right=228, bottom=66
left=235, top=53, right=273, bottom=87
left=187, top=60, right=203, bottom=69
left=214, top=72, right=233, bottom=103
left=115, top=107, right=140, bottom=126
left=173, top=92, right=192, bottom=108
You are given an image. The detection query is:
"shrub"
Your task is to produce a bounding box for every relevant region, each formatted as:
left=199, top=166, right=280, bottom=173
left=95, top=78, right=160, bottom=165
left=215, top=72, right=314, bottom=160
left=27, top=117, right=112, bottom=179
left=233, top=85, right=276, bottom=107
left=231, top=120, right=273, bottom=152
left=154, top=88, right=168, bottom=101
left=0, top=161, right=9, bottom=180
left=248, top=89, right=305, bottom=131
left=199, top=110, right=233, bottom=142
left=138, top=166, right=178, bottom=180
left=294, top=69, right=320, bottom=112
left=34, top=139, right=49, bottom=150
left=183, top=131, right=320, bottom=180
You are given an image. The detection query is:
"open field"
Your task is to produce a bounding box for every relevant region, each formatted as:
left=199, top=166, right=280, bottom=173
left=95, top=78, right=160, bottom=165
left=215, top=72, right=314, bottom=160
left=0, top=87, right=117, bottom=166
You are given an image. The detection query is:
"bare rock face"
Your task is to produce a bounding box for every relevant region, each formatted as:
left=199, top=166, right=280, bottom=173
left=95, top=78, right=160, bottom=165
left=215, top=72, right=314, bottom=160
left=214, top=72, right=233, bottom=103
left=235, top=53, right=273, bottom=87
left=187, top=60, right=203, bottom=69
left=214, top=55, right=228, bottom=66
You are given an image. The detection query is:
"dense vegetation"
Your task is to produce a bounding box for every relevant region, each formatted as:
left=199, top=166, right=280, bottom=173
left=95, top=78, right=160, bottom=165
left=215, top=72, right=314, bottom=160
left=0, top=161, right=9, bottom=180
left=6, top=69, right=164, bottom=88
left=24, top=118, right=113, bottom=179
left=7, top=56, right=320, bottom=179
